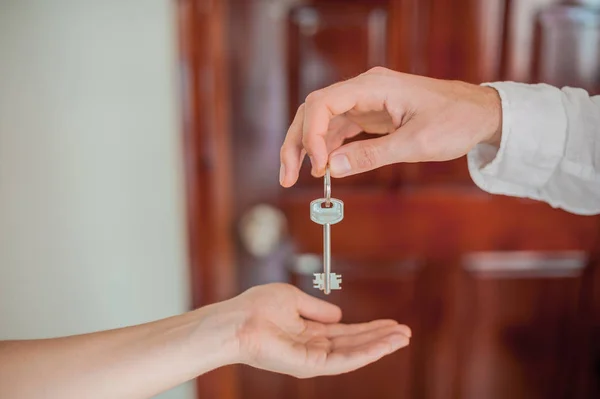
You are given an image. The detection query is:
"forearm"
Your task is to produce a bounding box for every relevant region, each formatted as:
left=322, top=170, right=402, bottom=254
left=0, top=304, right=239, bottom=399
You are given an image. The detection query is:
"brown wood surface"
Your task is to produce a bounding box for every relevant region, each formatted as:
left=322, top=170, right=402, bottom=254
left=179, top=0, right=600, bottom=398
left=177, top=0, right=239, bottom=398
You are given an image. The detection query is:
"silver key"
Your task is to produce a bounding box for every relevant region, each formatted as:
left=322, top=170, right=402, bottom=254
left=310, top=167, right=343, bottom=294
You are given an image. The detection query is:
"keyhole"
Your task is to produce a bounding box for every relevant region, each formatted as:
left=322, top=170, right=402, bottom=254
left=320, top=202, right=332, bottom=209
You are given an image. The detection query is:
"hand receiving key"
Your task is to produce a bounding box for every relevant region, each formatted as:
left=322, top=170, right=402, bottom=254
left=311, top=166, right=343, bottom=294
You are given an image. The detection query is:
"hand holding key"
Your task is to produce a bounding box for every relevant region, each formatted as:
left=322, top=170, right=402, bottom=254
left=279, top=67, right=501, bottom=185
left=311, top=167, right=343, bottom=294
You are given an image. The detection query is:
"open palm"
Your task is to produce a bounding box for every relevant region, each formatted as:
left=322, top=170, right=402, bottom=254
left=231, top=284, right=411, bottom=378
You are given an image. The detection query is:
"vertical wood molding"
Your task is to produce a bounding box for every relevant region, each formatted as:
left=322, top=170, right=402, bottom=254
left=176, top=0, right=239, bottom=398
left=177, top=0, right=236, bottom=307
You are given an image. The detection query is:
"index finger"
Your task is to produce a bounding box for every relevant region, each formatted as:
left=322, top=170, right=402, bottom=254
left=302, top=83, right=360, bottom=176
left=302, top=73, right=391, bottom=176
left=280, top=103, right=307, bottom=187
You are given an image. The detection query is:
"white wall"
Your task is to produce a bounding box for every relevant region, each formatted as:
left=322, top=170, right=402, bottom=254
left=0, top=1, right=194, bottom=398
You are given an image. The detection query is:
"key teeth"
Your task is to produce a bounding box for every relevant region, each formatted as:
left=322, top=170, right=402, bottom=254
left=331, top=274, right=342, bottom=290
left=313, top=273, right=325, bottom=290
left=313, top=273, right=342, bottom=291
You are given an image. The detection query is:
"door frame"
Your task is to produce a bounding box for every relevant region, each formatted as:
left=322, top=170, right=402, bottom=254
left=176, top=0, right=239, bottom=398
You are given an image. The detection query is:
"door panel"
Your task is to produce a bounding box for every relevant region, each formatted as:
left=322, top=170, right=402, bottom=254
left=502, top=0, right=561, bottom=82
left=289, top=3, right=388, bottom=105
left=181, top=0, right=600, bottom=398
left=281, top=190, right=599, bottom=258
left=458, top=252, right=588, bottom=399
left=289, top=3, right=395, bottom=189
left=533, top=4, right=600, bottom=94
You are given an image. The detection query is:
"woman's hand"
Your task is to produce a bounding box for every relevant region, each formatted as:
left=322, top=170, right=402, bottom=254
left=0, top=283, right=409, bottom=399
left=209, top=283, right=410, bottom=378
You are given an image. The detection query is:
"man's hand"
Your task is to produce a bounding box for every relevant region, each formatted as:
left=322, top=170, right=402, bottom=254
left=211, top=283, right=410, bottom=378
left=279, top=67, right=502, bottom=186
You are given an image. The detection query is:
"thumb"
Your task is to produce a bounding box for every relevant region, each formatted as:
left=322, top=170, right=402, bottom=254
left=328, top=134, right=398, bottom=177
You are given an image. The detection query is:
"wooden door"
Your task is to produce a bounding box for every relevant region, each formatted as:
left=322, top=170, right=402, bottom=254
left=179, top=0, right=600, bottom=398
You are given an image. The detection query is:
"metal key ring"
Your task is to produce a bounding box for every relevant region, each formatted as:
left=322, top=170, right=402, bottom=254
left=324, top=166, right=331, bottom=206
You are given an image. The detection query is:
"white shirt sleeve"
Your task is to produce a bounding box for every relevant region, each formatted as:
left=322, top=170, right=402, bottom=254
left=467, top=81, right=600, bottom=215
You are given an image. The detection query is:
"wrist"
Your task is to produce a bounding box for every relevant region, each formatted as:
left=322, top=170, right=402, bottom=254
left=189, top=301, right=247, bottom=371
left=478, top=85, right=502, bottom=147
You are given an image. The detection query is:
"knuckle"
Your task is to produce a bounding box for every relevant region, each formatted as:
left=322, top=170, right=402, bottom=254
left=289, top=103, right=305, bottom=129
left=280, top=143, right=292, bottom=160
left=355, top=143, right=381, bottom=170
left=301, top=134, right=313, bottom=151
left=279, top=148, right=288, bottom=163
left=305, top=90, right=324, bottom=105
left=271, top=282, right=293, bottom=292
left=365, top=66, right=388, bottom=75
left=356, top=71, right=382, bottom=88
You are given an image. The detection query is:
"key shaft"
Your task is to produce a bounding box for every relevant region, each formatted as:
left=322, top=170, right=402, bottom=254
left=323, top=223, right=331, bottom=294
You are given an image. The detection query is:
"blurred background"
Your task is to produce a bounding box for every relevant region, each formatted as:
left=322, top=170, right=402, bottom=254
left=2, top=0, right=600, bottom=398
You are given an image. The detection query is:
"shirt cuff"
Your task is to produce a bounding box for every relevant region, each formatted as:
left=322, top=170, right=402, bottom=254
left=467, top=82, right=568, bottom=199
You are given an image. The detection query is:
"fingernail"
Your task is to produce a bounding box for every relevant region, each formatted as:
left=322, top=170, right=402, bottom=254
left=309, top=156, right=316, bottom=176
left=279, top=164, right=285, bottom=185
left=329, top=154, right=351, bottom=176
